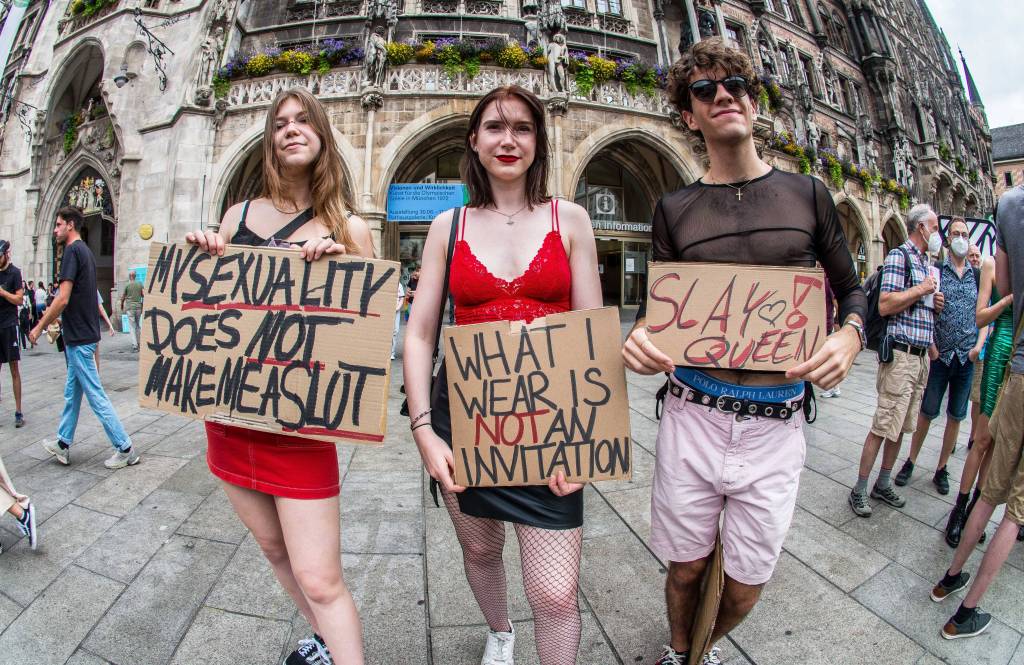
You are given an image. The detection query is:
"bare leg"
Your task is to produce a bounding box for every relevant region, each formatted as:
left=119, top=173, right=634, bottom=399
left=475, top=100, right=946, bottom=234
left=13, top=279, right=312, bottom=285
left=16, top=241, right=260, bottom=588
left=220, top=483, right=319, bottom=633
left=514, top=523, right=583, bottom=665
left=276, top=495, right=364, bottom=665
left=881, top=433, right=905, bottom=471
left=906, top=414, right=932, bottom=465
left=957, top=416, right=991, bottom=493
left=6, top=502, right=23, bottom=519
left=9, top=362, right=21, bottom=414
left=857, top=431, right=885, bottom=479
left=948, top=499, right=998, bottom=575
left=665, top=557, right=709, bottom=653
left=962, top=518, right=1022, bottom=607
left=936, top=418, right=962, bottom=472
left=709, top=576, right=765, bottom=643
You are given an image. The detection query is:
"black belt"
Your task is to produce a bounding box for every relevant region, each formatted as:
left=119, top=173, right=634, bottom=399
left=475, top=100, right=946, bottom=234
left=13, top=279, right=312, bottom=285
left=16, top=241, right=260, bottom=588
left=668, top=381, right=802, bottom=421
left=892, top=341, right=928, bottom=357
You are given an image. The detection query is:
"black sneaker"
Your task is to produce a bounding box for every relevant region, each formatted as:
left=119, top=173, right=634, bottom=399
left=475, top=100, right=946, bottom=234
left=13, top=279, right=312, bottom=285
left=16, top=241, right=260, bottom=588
left=931, top=570, right=970, bottom=602
left=15, top=501, right=37, bottom=550
left=894, top=459, right=914, bottom=486
left=284, top=635, right=332, bottom=665
left=14, top=412, right=24, bottom=428
left=849, top=489, right=872, bottom=517
left=934, top=466, right=950, bottom=495
left=942, top=608, right=991, bottom=640
left=870, top=483, right=907, bottom=508
left=1018, top=525, right=1024, bottom=542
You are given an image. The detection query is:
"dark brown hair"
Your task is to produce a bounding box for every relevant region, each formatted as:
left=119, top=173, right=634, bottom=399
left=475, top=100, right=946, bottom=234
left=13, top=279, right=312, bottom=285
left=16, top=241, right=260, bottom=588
left=55, top=205, right=84, bottom=230
left=667, top=37, right=762, bottom=140
left=461, top=86, right=551, bottom=209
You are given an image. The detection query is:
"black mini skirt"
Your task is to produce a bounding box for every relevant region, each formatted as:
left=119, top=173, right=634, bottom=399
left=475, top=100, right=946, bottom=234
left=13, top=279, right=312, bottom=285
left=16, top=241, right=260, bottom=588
left=429, top=364, right=583, bottom=530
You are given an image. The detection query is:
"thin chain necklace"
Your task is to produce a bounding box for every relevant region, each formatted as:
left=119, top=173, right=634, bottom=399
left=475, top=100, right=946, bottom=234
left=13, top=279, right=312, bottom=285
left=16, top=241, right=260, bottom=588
left=705, top=174, right=757, bottom=201
left=489, top=203, right=529, bottom=225
left=272, top=200, right=305, bottom=215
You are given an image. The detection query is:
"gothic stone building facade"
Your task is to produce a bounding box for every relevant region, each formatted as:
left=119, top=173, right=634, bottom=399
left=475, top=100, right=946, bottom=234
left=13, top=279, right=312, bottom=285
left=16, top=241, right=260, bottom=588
left=0, top=0, right=994, bottom=310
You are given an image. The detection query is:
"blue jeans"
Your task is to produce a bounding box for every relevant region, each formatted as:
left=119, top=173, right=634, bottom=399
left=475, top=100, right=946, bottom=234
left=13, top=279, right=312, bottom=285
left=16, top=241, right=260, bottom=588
left=920, top=354, right=974, bottom=422
left=58, top=343, right=131, bottom=451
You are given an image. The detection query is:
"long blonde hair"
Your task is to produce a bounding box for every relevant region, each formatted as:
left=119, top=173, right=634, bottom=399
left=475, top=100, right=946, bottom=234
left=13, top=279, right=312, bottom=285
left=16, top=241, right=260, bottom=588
left=261, top=87, right=358, bottom=252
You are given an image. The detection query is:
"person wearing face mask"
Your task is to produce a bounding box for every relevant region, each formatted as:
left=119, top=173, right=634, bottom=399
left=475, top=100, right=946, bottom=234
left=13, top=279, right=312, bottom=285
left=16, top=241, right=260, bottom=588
left=849, top=204, right=945, bottom=517
left=893, top=218, right=980, bottom=498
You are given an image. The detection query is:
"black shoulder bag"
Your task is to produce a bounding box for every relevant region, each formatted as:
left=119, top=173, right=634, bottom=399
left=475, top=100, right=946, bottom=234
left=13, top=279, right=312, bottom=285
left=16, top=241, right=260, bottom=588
left=399, top=207, right=461, bottom=416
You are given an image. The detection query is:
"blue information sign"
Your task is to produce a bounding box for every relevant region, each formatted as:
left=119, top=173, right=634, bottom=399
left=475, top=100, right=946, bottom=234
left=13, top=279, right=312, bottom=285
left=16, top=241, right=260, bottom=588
left=387, top=183, right=468, bottom=222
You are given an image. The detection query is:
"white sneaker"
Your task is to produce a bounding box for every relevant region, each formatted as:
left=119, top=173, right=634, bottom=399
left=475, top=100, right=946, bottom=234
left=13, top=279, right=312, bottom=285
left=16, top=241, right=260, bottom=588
left=103, top=447, right=140, bottom=469
left=42, top=439, right=70, bottom=465
left=818, top=388, right=835, bottom=398
left=481, top=624, right=515, bottom=665
left=832, top=387, right=841, bottom=397
left=702, top=645, right=723, bottom=664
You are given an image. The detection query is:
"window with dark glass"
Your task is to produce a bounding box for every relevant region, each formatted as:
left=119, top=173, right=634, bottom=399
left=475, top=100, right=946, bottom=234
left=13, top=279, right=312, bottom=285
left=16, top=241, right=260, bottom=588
left=800, top=55, right=820, bottom=97
left=725, top=23, right=745, bottom=49
left=1006, top=172, right=1014, bottom=187
left=596, top=0, right=621, bottom=15
left=840, top=78, right=852, bottom=113
left=562, top=0, right=587, bottom=8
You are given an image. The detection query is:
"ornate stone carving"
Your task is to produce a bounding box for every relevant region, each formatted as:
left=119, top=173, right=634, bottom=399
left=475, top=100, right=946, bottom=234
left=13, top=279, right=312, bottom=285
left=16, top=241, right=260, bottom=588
left=194, top=26, right=225, bottom=107
left=598, top=14, right=630, bottom=34
left=546, top=94, right=569, bottom=115
left=466, top=0, right=502, bottom=14
left=362, top=27, right=388, bottom=89
left=562, top=6, right=590, bottom=28
left=361, top=87, right=384, bottom=110
left=545, top=34, right=569, bottom=93
left=540, top=0, right=568, bottom=34
left=421, top=0, right=457, bottom=11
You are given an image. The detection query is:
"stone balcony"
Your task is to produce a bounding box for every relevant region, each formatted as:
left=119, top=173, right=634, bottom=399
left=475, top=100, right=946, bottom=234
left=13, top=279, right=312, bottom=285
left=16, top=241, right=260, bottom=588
left=224, top=64, right=671, bottom=117
left=57, top=0, right=120, bottom=37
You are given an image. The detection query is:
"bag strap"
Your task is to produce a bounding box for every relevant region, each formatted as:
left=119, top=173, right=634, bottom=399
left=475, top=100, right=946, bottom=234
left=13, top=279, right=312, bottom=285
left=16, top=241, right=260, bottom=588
left=430, top=207, right=461, bottom=363
left=897, top=246, right=913, bottom=288
left=267, top=207, right=316, bottom=244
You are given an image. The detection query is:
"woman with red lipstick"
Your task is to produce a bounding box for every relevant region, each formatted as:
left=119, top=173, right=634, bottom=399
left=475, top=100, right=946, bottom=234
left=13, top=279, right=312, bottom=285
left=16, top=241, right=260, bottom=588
left=185, top=87, right=374, bottom=665
left=404, top=85, right=602, bottom=665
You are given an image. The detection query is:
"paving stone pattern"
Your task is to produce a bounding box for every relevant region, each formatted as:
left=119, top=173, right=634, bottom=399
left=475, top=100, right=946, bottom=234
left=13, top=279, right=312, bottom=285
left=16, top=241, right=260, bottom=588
left=0, top=327, right=1021, bottom=664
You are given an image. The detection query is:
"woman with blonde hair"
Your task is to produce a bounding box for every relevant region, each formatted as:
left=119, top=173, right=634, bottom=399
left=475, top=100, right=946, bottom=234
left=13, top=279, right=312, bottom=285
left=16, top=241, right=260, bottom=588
left=186, top=86, right=374, bottom=665
left=404, top=85, right=602, bottom=664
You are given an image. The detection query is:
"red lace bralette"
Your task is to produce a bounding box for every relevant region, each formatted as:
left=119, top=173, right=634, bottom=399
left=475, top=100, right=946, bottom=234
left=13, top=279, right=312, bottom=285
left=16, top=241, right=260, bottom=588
left=449, top=200, right=572, bottom=326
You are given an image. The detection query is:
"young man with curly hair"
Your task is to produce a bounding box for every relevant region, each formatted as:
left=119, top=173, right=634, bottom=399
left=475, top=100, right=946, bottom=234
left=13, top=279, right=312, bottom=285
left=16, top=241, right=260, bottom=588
left=622, top=38, right=867, bottom=665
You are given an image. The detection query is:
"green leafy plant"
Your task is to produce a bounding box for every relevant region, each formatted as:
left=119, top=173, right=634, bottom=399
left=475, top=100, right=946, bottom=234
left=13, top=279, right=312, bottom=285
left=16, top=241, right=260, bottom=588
left=938, top=141, right=952, bottom=162
left=574, top=62, right=596, bottom=97
left=62, top=113, right=81, bottom=154
left=212, top=75, right=231, bottom=99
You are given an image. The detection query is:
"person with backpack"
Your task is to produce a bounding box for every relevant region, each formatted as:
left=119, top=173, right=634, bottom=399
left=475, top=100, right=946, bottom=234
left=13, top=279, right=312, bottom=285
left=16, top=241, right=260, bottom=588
left=892, top=217, right=979, bottom=495
left=849, top=204, right=943, bottom=518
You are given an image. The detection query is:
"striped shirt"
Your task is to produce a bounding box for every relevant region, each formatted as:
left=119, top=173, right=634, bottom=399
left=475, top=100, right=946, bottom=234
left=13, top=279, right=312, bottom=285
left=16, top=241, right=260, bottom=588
left=881, top=240, right=934, bottom=349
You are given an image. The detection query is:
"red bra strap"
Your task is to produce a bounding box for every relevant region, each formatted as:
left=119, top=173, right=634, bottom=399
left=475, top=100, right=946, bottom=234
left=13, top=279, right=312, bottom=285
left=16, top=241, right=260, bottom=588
left=552, top=198, right=560, bottom=233
left=458, top=207, right=468, bottom=242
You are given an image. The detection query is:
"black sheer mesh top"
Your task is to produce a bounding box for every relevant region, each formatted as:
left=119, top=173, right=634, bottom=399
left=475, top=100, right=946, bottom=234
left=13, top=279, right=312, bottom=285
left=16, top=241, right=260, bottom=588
left=641, top=168, right=867, bottom=326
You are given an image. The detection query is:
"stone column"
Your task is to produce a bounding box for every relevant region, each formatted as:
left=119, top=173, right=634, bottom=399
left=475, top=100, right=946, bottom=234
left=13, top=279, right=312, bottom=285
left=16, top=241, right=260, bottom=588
left=360, top=89, right=383, bottom=213
left=547, top=97, right=568, bottom=198
left=804, top=0, right=825, bottom=39
left=683, top=0, right=700, bottom=47
left=712, top=0, right=726, bottom=39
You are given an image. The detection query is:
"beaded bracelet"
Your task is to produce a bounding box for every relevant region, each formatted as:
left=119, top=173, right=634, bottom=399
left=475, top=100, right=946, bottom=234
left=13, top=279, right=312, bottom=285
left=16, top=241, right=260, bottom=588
left=409, top=408, right=432, bottom=427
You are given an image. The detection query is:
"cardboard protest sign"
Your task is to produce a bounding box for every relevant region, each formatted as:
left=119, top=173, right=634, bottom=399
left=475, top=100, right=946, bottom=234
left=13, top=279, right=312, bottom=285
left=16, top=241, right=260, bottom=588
left=690, top=533, right=724, bottom=663
left=645, top=262, right=827, bottom=372
left=444, top=307, right=632, bottom=487
left=137, top=243, right=399, bottom=444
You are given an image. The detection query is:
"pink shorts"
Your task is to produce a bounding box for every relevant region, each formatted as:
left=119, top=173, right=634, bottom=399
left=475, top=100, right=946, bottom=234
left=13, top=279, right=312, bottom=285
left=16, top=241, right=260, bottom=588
left=651, top=376, right=806, bottom=585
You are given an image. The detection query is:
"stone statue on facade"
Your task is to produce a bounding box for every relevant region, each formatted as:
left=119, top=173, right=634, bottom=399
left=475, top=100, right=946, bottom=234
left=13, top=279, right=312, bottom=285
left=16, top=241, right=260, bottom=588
left=545, top=34, right=569, bottom=94
left=523, top=14, right=541, bottom=47
left=211, top=0, right=233, bottom=25
left=892, top=134, right=911, bottom=185
left=539, top=0, right=567, bottom=39
left=698, top=10, right=717, bottom=38
left=823, top=63, right=840, bottom=107
left=363, top=27, right=388, bottom=89
left=758, top=39, right=775, bottom=76
left=806, top=117, right=820, bottom=155
left=867, top=140, right=879, bottom=171
left=194, top=27, right=225, bottom=106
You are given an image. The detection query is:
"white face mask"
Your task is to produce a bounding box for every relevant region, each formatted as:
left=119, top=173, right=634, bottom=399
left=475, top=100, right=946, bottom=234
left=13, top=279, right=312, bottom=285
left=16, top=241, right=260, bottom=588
left=950, top=236, right=969, bottom=258
left=926, top=230, right=942, bottom=254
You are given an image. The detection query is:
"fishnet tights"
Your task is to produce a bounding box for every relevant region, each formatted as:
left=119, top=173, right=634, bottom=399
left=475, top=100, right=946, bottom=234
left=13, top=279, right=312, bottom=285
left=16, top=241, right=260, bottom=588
left=442, top=491, right=583, bottom=665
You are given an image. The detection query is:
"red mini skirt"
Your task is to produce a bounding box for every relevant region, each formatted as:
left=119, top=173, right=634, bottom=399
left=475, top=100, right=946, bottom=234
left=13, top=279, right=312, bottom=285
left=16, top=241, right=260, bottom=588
left=205, top=422, right=340, bottom=499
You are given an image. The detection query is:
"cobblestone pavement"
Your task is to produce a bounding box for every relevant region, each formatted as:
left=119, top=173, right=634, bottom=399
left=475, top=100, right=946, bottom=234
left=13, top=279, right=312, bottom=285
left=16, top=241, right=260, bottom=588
left=0, top=327, right=1023, bottom=665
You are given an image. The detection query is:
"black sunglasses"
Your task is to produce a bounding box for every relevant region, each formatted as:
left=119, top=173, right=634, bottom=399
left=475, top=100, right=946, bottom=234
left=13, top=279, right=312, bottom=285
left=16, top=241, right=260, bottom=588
left=687, top=76, right=750, bottom=104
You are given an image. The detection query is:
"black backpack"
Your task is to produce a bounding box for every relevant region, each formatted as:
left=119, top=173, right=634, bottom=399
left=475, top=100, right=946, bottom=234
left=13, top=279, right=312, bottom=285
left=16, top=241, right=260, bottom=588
left=863, top=247, right=911, bottom=351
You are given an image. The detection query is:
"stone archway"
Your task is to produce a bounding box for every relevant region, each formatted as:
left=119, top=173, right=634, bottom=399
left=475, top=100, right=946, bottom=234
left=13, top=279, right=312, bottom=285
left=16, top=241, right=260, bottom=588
left=882, top=216, right=905, bottom=256
left=836, top=199, right=869, bottom=279
left=571, top=135, right=688, bottom=307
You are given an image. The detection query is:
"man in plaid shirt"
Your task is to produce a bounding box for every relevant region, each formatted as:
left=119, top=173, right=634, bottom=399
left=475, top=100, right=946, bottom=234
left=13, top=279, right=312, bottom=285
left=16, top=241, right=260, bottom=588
left=850, top=204, right=945, bottom=517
